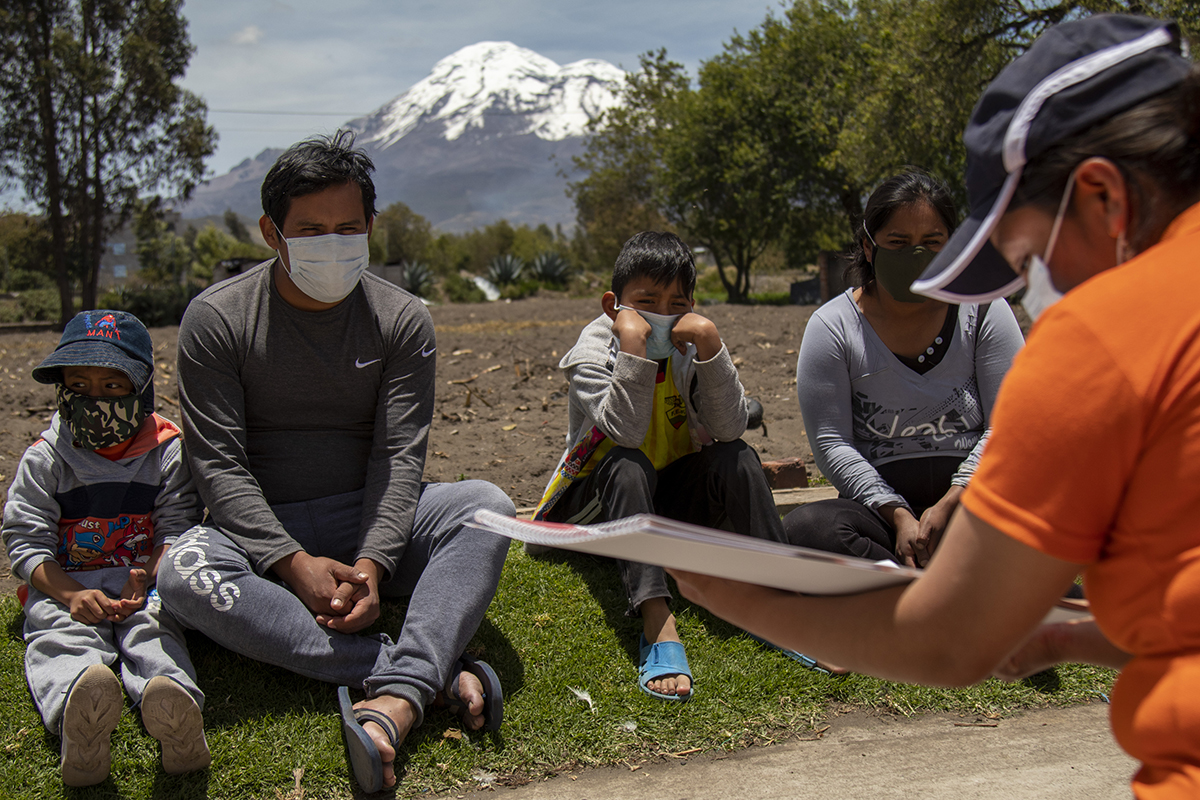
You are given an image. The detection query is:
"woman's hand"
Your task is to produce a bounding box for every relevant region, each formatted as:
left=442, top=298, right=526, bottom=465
left=884, top=505, right=928, bottom=567
left=994, top=617, right=1130, bottom=680
left=915, top=486, right=964, bottom=566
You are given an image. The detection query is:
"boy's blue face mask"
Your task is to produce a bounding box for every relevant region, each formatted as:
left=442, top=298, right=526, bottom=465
left=616, top=305, right=681, bottom=360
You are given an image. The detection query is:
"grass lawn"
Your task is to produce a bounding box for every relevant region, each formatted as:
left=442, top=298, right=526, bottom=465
left=0, top=542, right=1115, bottom=799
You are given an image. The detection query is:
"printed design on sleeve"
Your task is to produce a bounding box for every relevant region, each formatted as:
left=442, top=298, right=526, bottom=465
left=56, top=515, right=153, bottom=570
left=533, top=426, right=607, bottom=521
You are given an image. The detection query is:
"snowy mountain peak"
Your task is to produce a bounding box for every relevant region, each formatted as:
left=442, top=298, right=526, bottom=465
left=353, top=41, right=626, bottom=148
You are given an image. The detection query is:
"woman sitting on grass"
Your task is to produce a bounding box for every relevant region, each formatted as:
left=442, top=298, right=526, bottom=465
left=788, top=171, right=1023, bottom=568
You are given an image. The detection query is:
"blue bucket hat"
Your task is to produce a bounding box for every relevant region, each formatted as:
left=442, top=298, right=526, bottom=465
left=911, top=15, right=1192, bottom=303
left=32, top=310, right=154, bottom=392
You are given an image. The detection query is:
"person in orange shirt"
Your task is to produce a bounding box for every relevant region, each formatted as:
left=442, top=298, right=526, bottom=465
left=668, top=14, right=1200, bottom=798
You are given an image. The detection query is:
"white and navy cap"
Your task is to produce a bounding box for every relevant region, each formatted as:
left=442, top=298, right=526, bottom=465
left=912, top=15, right=1191, bottom=303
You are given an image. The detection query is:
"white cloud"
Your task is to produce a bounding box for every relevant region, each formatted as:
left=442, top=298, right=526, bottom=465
left=230, top=25, right=262, bottom=46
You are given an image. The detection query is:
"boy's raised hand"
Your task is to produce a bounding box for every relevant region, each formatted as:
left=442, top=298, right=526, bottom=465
left=612, top=307, right=652, bottom=358
left=670, top=313, right=721, bottom=361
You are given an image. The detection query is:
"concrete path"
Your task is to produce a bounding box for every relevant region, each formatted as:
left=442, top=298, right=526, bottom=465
left=485, top=703, right=1136, bottom=799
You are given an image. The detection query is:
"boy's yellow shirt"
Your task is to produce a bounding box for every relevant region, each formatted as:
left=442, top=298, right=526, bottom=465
left=535, top=356, right=696, bottom=519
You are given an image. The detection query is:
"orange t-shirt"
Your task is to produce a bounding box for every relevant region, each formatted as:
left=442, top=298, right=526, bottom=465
left=962, top=201, right=1200, bottom=799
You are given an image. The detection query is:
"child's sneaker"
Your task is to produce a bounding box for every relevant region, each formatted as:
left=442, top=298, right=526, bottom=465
left=60, top=663, right=123, bottom=787
left=140, top=676, right=210, bottom=774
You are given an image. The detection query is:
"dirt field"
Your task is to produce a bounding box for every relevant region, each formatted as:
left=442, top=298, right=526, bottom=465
left=0, top=294, right=818, bottom=595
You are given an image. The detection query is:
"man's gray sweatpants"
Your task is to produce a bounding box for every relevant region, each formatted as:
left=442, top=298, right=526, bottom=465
left=24, top=566, right=203, bottom=735
left=157, top=481, right=512, bottom=727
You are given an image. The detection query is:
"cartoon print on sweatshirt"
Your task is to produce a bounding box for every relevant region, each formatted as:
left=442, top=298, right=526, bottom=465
left=57, top=514, right=154, bottom=570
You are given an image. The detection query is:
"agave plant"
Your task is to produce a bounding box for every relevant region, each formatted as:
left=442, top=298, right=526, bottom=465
left=528, top=252, right=573, bottom=286
left=399, top=261, right=434, bottom=298
left=486, top=254, right=525, bottom=287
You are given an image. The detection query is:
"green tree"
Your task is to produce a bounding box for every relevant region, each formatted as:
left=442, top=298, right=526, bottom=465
left=0, top=213, right=54, bottom=289
left=223, top=207, right=251, bottom=243
left=662, top=3, right=868, bottom=302
left=374, top=201, right=434, bottom=266
left=572, top=33, right=862, bottom=302
left=0, top=0, right=215, bottom=325
left=132, top=196, right=191, bottom=285
left=571, top=0, right=1197, bottom=301
left=190, top=224, right=271, bottom=281
left=425, top=231, right=471, bottom=275
left=509, top=223, right=561, bottom=263
left=567, top=50, right=682, bottom=274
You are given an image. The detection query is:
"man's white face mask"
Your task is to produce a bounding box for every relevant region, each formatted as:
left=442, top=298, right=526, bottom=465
left=273, top=222, right=369, bottom=304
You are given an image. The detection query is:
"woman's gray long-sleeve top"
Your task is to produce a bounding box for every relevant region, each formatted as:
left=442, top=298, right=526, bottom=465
left=796, top=290, right=1024, bottom=513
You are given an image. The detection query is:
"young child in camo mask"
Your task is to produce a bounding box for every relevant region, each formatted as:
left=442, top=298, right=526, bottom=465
left=1, top=310, right=208, bottom=786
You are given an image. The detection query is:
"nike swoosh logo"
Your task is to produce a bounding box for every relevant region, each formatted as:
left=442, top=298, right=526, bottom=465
left=421, top=345, right=436, bottom=358
left=355, top=358, right=381, bottom=368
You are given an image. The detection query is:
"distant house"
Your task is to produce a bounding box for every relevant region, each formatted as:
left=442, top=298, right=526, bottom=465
left=97, top=210, right=183, bottom=290
left=367, top=263, right=405, bottom=287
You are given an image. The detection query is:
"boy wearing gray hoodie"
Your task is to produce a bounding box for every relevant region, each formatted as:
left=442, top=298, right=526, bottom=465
left=2, top=311, right=208, bottom=787
left=533, top=232, right=786, bottom=703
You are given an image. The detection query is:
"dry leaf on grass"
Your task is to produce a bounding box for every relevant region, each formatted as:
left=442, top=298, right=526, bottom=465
left=273, top=767, right=304, bottom=800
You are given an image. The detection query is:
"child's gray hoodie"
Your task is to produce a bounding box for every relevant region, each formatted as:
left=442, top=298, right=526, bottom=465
left=2, top=413, right=200, bottom=581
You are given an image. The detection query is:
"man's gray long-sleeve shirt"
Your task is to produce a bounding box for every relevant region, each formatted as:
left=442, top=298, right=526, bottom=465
left=177, top=260, right=436, bottom=577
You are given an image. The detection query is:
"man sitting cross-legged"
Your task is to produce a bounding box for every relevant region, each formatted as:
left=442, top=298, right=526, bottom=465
left=157, top=131, right=513, bottom=792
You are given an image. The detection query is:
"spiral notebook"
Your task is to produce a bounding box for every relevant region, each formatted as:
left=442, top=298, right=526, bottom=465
left=470, top=509, right=1089, bottom=622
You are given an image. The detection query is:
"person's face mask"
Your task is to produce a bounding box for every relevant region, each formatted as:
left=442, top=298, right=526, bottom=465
left=868, top=233, right=937, bottom=304
left=273, top=222, right=369, bottom=304
left=1020, top=169, right=1078, bottom=322
left=56, top=383, right=145, bottom=450
left=616, top=305, right=681, bottom=360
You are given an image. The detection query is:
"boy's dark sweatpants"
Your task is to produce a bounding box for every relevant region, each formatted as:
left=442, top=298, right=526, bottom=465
left=547, top=439, right=786, bottom=614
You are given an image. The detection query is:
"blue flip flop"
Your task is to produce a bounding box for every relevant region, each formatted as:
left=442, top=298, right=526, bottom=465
left=444, top=654, right=504, bottom=732
left=337, top=686, right=400, bottom=794
left=638, top=634, right=694, bottom=702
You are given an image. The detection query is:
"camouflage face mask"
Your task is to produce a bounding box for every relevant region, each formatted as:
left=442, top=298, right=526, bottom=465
left=55, top=383, right=145, bottom=450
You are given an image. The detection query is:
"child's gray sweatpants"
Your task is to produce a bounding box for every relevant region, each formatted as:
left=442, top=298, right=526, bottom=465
left=158, top=480, right=512, bottom=728
left=24, top=565, right=203, bottom=735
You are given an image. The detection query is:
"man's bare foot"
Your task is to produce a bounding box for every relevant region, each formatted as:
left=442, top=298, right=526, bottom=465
left=443, top=668, right=487, bottom=731
left=353, top=695, right=416, bottom=789
left=640, top=598, right=691, bottom=697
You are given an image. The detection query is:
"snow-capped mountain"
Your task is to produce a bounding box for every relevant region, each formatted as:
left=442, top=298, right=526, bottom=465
left=179, top=42, right=626, bottom=233
left=352, top=42, right=624, bottom=147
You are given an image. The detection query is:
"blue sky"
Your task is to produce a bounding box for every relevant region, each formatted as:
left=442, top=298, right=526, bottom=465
left=181, top=0, right=779, bottom=177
